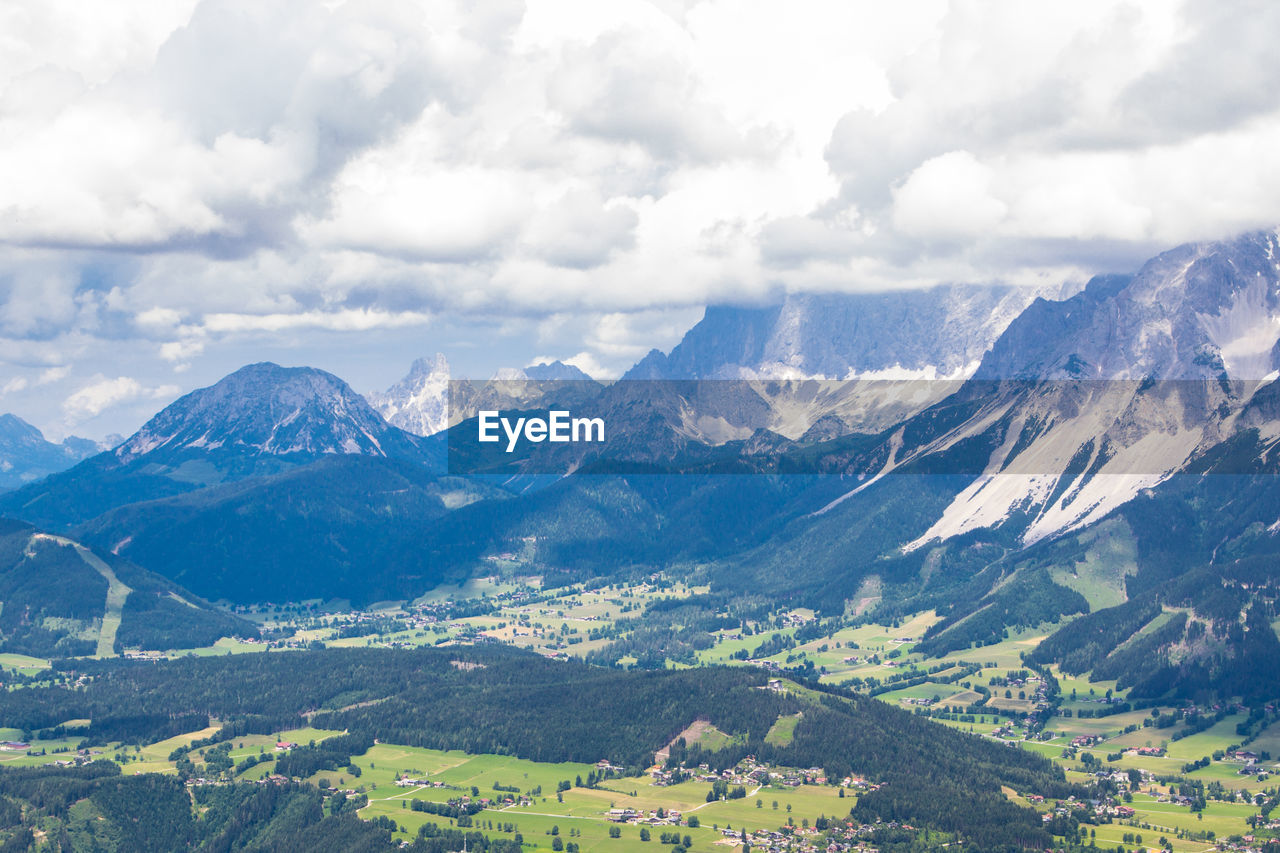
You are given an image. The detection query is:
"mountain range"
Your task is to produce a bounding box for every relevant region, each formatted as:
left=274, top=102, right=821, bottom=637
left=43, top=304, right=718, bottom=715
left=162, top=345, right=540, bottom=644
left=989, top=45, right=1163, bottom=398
left=0, top=414, right=102, bottom=491
left=3, top=230, right=1280, bottom=698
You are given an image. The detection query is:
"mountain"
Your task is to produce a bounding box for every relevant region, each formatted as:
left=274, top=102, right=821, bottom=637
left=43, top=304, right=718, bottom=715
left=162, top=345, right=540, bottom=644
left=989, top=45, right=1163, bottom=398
left=117, top=361, right=426, bottom=464
left=0, top=364, right=496, bottom=605
left=524, top=360, right=593, bottom=381
left=75, top=459, right=502, bottom=605
left=616, top=285, right=1069, bottom=440
left=667, top=230, right=1280, bottom=697
left=0, top=414, right=102, bottom=491
left=910, top=230, right=1280, bottom=549
left=0, top=362, right=438, bottom=531
left=369, top=355, right=595, bottom=438
left=426, top=230, right=1280, bottom=702
left=0, top=518, right=254, bottom=657
left=367, top=352, right=452, bottom=436
left=10, top=229, right=1280, bottom=683
left=623, top=284, right=1068, bottom=382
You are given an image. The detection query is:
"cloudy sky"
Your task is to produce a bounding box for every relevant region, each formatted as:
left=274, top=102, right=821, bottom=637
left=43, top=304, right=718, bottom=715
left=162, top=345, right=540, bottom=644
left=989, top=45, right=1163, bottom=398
left=3, top=0, right=1280, bottom=439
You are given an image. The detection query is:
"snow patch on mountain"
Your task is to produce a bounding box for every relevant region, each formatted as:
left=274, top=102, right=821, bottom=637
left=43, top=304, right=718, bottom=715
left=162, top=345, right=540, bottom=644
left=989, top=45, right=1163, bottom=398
left=1198, top=274, right=1280, bottom=378
left=905, top=230, right=1280, bottom=551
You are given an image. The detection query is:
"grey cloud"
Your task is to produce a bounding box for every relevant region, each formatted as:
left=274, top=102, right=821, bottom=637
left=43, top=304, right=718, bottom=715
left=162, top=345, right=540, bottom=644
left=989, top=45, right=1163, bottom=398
left=549, top=30, right=748, bottom=164
left=524, top=191, right=638, bottom=269
left=1117, top=0, right=1280, bottom=138
left=758, top=216, right=860, bottom=268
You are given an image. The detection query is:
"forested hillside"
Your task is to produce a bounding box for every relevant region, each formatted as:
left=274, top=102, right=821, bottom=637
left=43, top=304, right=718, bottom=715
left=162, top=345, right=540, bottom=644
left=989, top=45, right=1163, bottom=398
left=0, top=646, right=1074, bottom=850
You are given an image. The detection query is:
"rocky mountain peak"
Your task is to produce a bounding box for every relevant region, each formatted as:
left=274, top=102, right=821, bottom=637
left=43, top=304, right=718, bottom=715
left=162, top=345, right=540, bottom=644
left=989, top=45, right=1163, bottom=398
left=116, top=362, right=402, bottom=463
left=368, top=353, right=452, bottom=437
left=977, top=229, right=1280, bottom=382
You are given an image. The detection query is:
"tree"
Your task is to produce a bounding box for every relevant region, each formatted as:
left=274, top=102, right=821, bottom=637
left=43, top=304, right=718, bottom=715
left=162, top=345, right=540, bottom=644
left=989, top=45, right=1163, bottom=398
left=640, top=828, right=651, bottom=842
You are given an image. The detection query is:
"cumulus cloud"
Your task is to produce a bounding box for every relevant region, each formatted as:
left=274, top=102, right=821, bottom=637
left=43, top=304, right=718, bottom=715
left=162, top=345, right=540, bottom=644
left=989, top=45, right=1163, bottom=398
left=522, top=189, right=639, bottom=269
left=37, top=366, right=70, bottom=385
left=62, top=375, right=179, bottom=423
left=202, top=307, right=432, bottom=333
left=3, top=0, right=1280, bottom=435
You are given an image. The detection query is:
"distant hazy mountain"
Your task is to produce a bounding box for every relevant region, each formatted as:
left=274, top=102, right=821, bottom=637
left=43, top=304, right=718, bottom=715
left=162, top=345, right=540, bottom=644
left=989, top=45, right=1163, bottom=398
left=370, top=356, right=594, bottom=437
left=623, top=284, right=1067, bottom=381
left=617, top=285, right=1069, bottom=440
left=524, top=360, right=593, bottom=381
left=0, top=362, right=436, bottom=531
left=0, top=414, right=102, bottom=491
left=367, top=353, right=452, bottom=437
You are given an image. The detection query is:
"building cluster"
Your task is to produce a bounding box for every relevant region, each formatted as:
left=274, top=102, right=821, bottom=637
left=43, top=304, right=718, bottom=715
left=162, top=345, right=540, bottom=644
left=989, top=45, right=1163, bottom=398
left=49, top=747, right=104, bottom=767
left=1213, top=835, right=1280, bottom=852
left=604, top=808, right=682, bottom=826
left=654, top=756, right=837, bottom=790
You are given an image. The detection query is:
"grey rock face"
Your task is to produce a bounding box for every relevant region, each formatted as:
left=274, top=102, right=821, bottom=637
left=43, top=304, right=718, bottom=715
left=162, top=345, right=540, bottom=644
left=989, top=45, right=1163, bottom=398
left=977, top=230, right=1280, bottom=381
left=368, top=353, right=452, bottom=437
left=623, top=284, right=1065, bottom=381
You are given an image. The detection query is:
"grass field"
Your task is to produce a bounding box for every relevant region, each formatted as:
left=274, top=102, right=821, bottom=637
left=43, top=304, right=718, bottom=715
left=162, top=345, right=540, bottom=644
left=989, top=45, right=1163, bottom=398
left=0, top=652, right=49, bottom=675
left=342, top=744, right=851, bottom=851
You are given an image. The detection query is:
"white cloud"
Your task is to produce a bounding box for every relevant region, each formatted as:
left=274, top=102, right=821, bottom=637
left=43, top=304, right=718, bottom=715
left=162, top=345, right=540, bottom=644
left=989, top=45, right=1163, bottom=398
left=560, top=351, right=611, bottom=380
left=892, top=151, right=1008, bottom=240
left=37, top=366, right=70, bottom=385
left=202, top=307, right=432, bottom=333
left=62, top=375, right=179, bottom=423
left=522, top=189, right=638, bottom=269
left=2, top=0, right=1280, bottom=427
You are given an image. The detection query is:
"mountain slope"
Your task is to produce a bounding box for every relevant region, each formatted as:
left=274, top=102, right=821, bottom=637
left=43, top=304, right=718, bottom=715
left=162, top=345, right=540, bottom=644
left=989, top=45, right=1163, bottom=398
left=0, top=518, right=254, bottom=657
left=116, top=361, right=426, bottom=463
left=0, top=362, right=438, bottom=530
left=74, top=458, right=501, bottom=605
left=0, top=415, right=101, bottom=491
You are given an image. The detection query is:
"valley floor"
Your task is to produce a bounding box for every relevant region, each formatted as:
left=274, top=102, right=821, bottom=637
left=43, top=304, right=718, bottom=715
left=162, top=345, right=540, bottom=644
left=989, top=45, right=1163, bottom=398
left=4, top=571, right=1279, bottom=852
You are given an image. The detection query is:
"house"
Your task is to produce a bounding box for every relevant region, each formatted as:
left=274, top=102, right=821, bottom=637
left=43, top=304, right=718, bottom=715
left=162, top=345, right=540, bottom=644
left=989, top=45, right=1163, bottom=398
left=275, top=741, right=297, bottom=751
left=0, top=742, right=29, bottom=751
